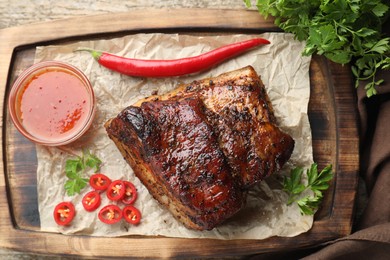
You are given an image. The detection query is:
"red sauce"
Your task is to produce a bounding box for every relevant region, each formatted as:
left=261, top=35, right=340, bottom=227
left=18, top=68, right=92, bottom=142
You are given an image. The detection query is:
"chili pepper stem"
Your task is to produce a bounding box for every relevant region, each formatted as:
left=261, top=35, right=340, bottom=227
left=75, top=48, right=102, bottom=61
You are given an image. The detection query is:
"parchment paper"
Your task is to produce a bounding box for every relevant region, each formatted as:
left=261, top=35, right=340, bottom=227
left=35, top=33, right=313, bottom=239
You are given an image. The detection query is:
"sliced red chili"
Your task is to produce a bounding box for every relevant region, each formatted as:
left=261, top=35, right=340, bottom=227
left=123, top=205, right=141, bottom=225
left=121, top=181, right=138, bottom=205
left=82, top=190, right=101, bottom=212
left=106, top=180, right=126, bottom=201
left=98, top=205, right=122, bottom=224
left=80, top=38, right=270, bottom=77
left=89, top=173, right=111, bottom=191
left=53, top=201, right=75, bottom=226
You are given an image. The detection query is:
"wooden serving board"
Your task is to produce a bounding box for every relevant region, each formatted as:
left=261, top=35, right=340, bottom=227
left=0, top=9, right=359, bottom=258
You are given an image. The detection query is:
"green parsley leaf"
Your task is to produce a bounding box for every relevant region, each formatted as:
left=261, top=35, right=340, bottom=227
left=83, top=149, right=102, bottom=172
left=243, top=0, right=252, bottom=8
left=283, top=163, right=333, bottom=215
left=354, top=28, right=377, bottom=38
left=370, top=38, right=390, bottom=54
left=245, top=0, right=390, bottom=97
left=307, top=163, right=318, bottom=186
left=64, top=178, right=88, bottom=196
left=325, top=50, right=352, bottom=64
left=297, top=195, right=323, bottom=215
left=65, top=160, right=80, bottom=175
left=372, top=3, right=389, bottom=17
left=64, top=150, right=102, bottom=196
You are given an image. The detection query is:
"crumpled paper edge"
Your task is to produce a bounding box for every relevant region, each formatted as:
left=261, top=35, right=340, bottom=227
left=35, top=32, right=313, bottom=240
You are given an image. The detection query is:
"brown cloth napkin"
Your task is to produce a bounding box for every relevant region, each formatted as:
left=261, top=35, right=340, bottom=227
left=301, top=70, right=390, bottom=259
left=301, top=18, right=390, bottom=260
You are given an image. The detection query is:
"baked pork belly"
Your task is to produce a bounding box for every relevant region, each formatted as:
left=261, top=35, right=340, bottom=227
left=105, top=66, right=295, bottom=230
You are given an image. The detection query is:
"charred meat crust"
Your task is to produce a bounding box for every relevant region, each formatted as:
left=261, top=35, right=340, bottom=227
left=106, top=97, right=245, bottom=230
left=134, top=66, right=294, bottom=188
left=105, top=66, right=295, bottom=230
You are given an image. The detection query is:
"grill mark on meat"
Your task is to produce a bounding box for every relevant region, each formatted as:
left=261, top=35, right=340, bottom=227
left=174, top=68, right=292, bottom=188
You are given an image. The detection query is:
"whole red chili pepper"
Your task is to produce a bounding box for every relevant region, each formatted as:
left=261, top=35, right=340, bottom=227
left=78, top=38, right=270, bottom=77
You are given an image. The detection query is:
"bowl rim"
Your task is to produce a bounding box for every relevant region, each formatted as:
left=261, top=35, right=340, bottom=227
left=8, top=60, right=96, bottom=146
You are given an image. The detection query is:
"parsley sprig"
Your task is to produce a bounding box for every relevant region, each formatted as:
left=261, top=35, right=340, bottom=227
left=64, top=150, right=102, bottom=196
left=244, top=0, right=390, bottom=97
left=283, top=163, right=333, bottom=215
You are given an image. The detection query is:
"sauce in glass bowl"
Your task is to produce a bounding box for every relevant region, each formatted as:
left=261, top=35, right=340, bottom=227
left=9, top=61, right=96, bottom=146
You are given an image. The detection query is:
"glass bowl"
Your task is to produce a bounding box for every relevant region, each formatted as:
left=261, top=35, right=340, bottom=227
left=8, top=61, right=96, bottom=146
